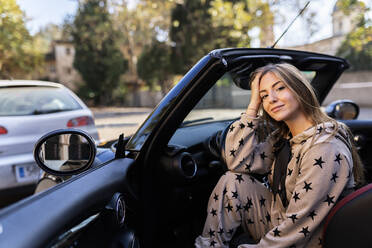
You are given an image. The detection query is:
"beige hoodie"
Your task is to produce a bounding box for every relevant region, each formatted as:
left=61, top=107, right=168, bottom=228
left=222, top=113, right=355, bottom=248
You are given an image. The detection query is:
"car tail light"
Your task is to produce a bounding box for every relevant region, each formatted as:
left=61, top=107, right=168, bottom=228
left=0, top=126, right=7, bottom=135
left=67, top=116, right=94, bottom=127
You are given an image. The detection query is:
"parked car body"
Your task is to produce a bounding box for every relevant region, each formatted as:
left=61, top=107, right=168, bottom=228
left=0, top=80, right=99, bottom=204
left=0, top=48, right=371, bottom=247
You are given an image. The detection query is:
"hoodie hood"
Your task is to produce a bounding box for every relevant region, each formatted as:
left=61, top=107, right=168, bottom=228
left=290, top=121, right=351, bottom=150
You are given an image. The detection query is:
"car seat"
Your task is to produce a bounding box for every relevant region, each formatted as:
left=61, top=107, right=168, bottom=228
left=323, top=183, right=372, bottom=247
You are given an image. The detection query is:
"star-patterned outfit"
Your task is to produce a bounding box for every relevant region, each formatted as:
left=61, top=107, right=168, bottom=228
left=195, top=113, right=355, bottom=248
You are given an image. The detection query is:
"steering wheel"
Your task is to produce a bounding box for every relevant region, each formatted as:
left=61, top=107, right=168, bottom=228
left=204, top=122, right=233, bottom=159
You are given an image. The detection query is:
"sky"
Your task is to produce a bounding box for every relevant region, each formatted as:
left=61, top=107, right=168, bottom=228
left=273, top=0, right=338, bottom=46
left=15, top=0, right=361, bottom=47
left=17, top=0, right=78, bottom=34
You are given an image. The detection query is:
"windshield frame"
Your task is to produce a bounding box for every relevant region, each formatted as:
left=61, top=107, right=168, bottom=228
left=126, top=54, right=219, bottom=151
left=125, top=48, right=349, bottom=152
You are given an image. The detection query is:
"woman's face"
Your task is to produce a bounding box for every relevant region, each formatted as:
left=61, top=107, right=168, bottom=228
left=258, top=72, right=303, bottom=122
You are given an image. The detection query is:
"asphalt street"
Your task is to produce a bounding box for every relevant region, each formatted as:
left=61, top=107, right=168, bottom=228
left=92, top=107, right=152, bottom=142
left=92, top=107, right=372, bottom=142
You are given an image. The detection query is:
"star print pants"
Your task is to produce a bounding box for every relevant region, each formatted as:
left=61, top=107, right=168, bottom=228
left=195, top=172, right=275, bottom=248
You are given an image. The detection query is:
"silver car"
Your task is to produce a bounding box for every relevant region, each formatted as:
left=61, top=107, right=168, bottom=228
left=0, top=80, right=99, bottom=199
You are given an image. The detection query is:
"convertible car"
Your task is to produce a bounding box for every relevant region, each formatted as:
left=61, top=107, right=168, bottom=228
left=1, top=48, right=372, bottom=248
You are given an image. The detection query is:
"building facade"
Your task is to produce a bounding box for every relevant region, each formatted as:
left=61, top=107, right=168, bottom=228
left=44, top=41, right=82, bottom=91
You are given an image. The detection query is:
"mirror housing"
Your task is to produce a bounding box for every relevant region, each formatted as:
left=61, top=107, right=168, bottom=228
left=325, top=100, right=359, bottom=120
left=33, top=129, right=97, bottom=176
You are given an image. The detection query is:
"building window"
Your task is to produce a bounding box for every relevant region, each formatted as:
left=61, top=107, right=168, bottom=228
left=50, top=65, right=56, bottom=73
left=66, top=67, right=72, bottom=75
left=66, top=47, right=71, bottom=55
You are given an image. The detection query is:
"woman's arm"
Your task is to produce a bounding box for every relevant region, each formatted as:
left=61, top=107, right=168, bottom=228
left=223, top=72, right=275, bottom=174
left=223, top=113, right=276, bottom=174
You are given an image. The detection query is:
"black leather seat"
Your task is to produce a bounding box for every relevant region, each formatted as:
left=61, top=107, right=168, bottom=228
left=323, top=183, right=372, bottom=248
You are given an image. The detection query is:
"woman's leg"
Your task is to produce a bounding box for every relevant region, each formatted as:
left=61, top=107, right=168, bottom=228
left=195, top=172, right=273, bottom=248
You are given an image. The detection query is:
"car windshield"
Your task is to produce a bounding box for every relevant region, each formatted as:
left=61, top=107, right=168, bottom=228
left=126, top=59, right=316, bottom=152
left=182, top=73, right=246, bottom=125
left=0, top=86, right=82, bottom=116
left=182, top=70, right=316, bottom=126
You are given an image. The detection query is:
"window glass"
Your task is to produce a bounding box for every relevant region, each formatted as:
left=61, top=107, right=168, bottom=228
left=0, top=86, right=82, bottom=116
left=302, top=71, right=316, bottom=82
left=182, top=70, right=316, bottom=126
left=182, top=73, right=248, bottom=126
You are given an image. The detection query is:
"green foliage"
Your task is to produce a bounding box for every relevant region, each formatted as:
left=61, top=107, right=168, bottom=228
left=110, top=0, right=174, bottom=93
left=335, top=0, right=363, bottom=15
left=137, top=40, right=172, bottom=93
left=72, top=0, right=127, bottom=105
left=336, top=0, right=372, bottom=71
left=169, top=0, right=274, bottom=74
left=169, top=0, right=215, bottom=74
left=33, top=24, right=64, bottom=54
left=337, top=25, right=372, bottom=71
left=209, top=0, right=264, bottom=47
left=0, top=0, right=43, bottom=78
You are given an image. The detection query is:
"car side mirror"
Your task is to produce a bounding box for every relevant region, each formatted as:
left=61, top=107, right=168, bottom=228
left=325, top=100, right=359, bottom=120
left=33, top=129, right=96, bottom=176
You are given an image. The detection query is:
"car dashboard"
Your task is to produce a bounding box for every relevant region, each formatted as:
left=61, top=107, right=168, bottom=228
left=149, top=120, right=234, bottom=246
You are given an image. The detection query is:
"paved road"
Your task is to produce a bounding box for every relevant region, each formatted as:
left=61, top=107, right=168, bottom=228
left=92, top=107, right=152, bottom=142
left=92, top=107, right=372, bottom=142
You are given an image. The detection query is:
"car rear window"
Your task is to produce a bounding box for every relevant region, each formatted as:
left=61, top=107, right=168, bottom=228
left=0, top=86, right=82, bottom=116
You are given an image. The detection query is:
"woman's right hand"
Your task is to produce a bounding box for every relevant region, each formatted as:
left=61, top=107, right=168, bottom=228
left=246, top=73, right=261, bottom=117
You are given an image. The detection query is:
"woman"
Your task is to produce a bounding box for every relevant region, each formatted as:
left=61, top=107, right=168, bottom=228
left=195, top=63, right=364, bottom=248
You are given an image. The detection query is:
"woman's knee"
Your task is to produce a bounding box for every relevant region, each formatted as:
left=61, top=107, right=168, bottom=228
left=220, top=171, right=258, bottom=188
left=214, top=172, right=259, bottom=199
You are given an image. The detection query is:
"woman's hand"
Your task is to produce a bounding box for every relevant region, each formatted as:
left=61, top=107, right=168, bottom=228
left=246, top=73, right=261, bottom=117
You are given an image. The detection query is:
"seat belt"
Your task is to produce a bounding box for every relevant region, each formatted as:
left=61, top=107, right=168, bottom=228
left=272, top=138, right=292, bottom=208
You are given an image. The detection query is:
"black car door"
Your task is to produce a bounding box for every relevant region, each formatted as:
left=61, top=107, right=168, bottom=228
left=0, top=158, right=134, bottom=247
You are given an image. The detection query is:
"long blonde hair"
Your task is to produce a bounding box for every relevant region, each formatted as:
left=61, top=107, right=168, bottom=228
left=251, top=63, right=365, bottom=186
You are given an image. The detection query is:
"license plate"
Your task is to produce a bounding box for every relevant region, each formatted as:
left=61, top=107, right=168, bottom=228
left=15, top=164, right=40, bottom=183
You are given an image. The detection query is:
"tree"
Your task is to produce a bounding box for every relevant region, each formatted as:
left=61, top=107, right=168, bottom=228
left=336, top=0, right=372, bottom=71
left=337, top=24, right=372, bottom=71
left=33, top=24, right=66, bottom=55
left=137, top=40, right=172, bottom=94
left=124, top=0, right=320, bottom=95
left=111, top=0, right=174, bottom=90
left=72, top=0, right=127, bottom=105
left=209, top=0, right=275, bottom=47
left=169, top=0, right=275, bottom=74
left=0, top=0, right=43, bottom=79
left=169, top=0, right=214, bottom=74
